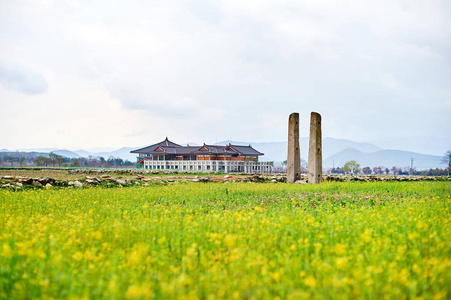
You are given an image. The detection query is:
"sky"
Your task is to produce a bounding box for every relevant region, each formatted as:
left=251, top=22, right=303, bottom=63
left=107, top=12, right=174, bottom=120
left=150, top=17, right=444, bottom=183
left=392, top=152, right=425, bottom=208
left=1, top=0, right=450, bottom=155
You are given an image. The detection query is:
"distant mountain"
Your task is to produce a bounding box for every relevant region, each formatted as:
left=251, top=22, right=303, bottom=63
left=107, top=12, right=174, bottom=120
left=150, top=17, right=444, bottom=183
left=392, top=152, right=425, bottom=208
left=53, top=149, right=81, bottom=158
left=17, top=147, right=59, bottom=152
left=71, top=147, right=137, bottom=161
left=2, top=138, right=443, bottom=169
left=324, top=148, right=442, bottom=169
left=93, top=147, right=137, bottom=162
left=74, top=150, right=92, bottom=157
left=1, top=149, right=10, bottom=152
left=216, top=140, right=250, bottom=146
left=322, top=138, right=381, bottom=156
left=216, top=138, right=382, bottom=163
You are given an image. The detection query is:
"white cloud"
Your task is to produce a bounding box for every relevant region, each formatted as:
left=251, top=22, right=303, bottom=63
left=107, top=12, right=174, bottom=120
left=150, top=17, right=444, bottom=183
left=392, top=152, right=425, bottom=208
left=0, top=62, right=48, bottom=94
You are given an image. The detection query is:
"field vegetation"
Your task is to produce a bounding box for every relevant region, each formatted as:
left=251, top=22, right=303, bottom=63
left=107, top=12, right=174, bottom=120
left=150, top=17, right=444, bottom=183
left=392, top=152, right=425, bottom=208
left=1, top=181, right=450, bottom=299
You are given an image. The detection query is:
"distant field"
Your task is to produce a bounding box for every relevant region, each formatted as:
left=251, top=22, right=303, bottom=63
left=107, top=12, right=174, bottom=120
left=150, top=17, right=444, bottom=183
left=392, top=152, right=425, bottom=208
left=1, top=182, right=450, bottom=299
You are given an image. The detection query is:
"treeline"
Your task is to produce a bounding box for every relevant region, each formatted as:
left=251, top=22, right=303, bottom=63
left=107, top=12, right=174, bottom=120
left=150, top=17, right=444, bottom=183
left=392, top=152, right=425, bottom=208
left=329, top=163, right=449, bottom=176
left=329, top=165, right=409, bottom=175
left=0, top=152, right=135, bottom=168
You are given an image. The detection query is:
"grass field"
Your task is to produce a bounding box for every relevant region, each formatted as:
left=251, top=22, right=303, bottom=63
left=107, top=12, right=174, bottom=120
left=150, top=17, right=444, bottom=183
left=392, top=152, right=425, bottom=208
left=1, top=181, right=450, bottom=299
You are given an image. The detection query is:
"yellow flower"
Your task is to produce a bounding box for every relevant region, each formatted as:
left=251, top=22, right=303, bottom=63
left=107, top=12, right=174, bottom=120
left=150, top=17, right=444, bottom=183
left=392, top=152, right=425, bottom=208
left=336, top=257, right=347, bottom=270
left=334, top=243, right=346, bottom=255
left=186, top=243, right=198, bottom=257
left=72, top=251, right=83, bottom=261
left=408, top=233, right=419, bottom=240
left=314, top=243, right=322, bottom=251
left=126, top=284, right=152, bottom=299
left=361, top=234, right=372, bottom=243
left=224, top=234, right=237, bottom=249
left=304, top=276, right=317, bottom=288
left=91, top=231, right=102, bottom=240
left=2, top=244, right=13, bottom=258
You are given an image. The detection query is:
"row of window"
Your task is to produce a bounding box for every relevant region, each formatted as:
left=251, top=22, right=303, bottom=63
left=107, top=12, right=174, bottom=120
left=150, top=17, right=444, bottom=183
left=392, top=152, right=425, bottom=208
left=139, top=154, right=258, bottom=161
left=143, top=164, right=270, bottom=171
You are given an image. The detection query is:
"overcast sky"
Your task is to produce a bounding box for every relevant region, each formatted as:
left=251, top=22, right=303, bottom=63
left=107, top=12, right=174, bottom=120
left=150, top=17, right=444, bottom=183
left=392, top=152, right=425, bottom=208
left=1, top=0, right=450, bottom=155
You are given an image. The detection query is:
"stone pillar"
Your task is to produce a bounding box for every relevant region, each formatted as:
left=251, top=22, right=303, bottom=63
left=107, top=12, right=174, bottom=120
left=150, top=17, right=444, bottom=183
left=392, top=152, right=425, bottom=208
left=287, top=113, right=301, bottom=183
left=308, top=112, right=322, bottom=184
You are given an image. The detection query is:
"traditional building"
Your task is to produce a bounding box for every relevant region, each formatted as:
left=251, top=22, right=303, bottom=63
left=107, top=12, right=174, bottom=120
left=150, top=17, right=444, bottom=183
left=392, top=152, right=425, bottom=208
left=131, top=138, right=273, bottom=173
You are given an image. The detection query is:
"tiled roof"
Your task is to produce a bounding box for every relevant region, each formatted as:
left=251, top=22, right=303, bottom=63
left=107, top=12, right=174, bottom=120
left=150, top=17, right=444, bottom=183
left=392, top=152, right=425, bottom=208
left=193, top=145, right=237, bottom=155
left=130, top=137, right=181, bottom=154
left=131, top=139, right=263, bottom=156
left=229, top=144, right=263, bottom=156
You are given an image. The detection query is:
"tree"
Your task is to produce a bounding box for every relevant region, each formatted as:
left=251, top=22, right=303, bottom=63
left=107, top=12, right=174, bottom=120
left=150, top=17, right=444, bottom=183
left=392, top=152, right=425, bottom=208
left=5, top=156, right=15, bottom=167
left=441, top=151, right=451, bottom=176
left=18, top=157, right=26, bottom=167
left=55, top=155, right=66, bottom=167
left=343, top=160, right=360, bottom=174
left=362, top=166, right=371, bottom=174
left=34, top=156, right=51, bottom=167
left=70, top=158, right=81, bottom=167
left=391, top=166, right=400, bottom=175
left=373, top=166, right=383, bottom=175
left=49, top=152, right=66, bottom=167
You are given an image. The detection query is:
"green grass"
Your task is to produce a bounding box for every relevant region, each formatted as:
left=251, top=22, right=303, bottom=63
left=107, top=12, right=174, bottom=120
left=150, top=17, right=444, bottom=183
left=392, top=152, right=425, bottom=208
left=1, top=181, right=450, bottom=299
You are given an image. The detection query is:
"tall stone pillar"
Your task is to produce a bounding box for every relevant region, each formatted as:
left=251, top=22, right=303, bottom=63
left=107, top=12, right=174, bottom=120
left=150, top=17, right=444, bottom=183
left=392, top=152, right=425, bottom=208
left=308, top=112, right=322, bottom=184
left=287, top=113, right=301, bottom=183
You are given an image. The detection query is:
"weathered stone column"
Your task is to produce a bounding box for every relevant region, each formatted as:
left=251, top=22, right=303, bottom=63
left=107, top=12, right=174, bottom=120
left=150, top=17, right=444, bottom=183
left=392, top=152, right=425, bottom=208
left=308, top=112, right=322, bottom=184
left=287, top=113, right=301, bottom=183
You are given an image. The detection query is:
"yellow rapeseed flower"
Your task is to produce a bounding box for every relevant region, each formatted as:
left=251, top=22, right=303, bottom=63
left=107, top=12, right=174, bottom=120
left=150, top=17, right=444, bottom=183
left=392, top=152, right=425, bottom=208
left=72, top=251, right=83, bottom=261
left=336, top=257, right=347, bottom=270
left=224, top=234, right=237, bottom=249
left=2, top=243, right=13, bottom=258
left=335, top=243, right=346, bottom=255
left=304, top=276, right=317, bottom=288
left=126, top=284, right=152, bottom=299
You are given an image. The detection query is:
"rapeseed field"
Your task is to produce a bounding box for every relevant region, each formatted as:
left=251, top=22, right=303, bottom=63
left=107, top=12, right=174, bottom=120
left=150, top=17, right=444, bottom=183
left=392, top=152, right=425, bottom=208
left=1, top=181, right=450, bottom=299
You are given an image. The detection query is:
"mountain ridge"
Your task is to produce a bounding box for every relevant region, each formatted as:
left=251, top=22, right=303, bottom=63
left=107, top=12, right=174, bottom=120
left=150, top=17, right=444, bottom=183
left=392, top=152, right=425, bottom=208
left=2, top=138, right=445, bottom=169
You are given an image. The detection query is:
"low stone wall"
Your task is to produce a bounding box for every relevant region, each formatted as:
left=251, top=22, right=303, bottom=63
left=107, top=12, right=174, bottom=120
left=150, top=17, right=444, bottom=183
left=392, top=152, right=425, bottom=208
left=1, top=173, right=449, bottom=190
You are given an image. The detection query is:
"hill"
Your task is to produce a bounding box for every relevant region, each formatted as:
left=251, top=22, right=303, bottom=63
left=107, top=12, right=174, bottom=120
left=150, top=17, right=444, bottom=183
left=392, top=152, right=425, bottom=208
left=53, top=149, right=81, bottom=158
